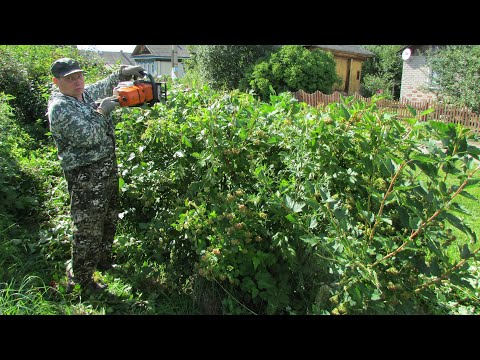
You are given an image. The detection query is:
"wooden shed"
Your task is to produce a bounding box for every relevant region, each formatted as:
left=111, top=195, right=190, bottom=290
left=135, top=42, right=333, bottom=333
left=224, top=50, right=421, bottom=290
left=304, top=45, right=374, bottom=95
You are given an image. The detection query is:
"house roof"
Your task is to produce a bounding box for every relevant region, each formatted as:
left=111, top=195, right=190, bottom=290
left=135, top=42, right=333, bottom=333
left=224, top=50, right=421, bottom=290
left=131, top=45, right=190, bottom=59
left=96, top=50, right=135, bottom=65
left=307, top=45, right=375, bottom=59
left=130, top=45, right=374, bottom=60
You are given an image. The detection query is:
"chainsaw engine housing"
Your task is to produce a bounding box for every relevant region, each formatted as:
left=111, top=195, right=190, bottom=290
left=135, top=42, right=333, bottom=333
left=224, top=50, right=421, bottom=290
left=113, top=72, right=166, bottom=107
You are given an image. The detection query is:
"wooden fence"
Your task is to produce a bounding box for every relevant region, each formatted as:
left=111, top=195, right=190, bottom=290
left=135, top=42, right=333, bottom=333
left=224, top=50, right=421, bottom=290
left=293, top=90, right=480, bottom=134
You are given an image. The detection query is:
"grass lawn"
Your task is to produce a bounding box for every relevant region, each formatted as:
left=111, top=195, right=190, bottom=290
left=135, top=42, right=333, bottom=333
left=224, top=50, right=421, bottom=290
left=413, top=149, right=479, bottom=262
left=454, top=171, right=480, bottom=235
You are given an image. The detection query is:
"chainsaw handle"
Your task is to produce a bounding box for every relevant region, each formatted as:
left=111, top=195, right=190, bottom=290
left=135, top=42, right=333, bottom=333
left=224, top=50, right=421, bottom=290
left=94, top=97, right=119, bottom=108
left=133, top=70, right=146, bottom=80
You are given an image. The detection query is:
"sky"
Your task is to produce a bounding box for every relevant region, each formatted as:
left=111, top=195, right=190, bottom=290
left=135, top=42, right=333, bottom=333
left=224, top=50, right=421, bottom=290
left=77, top=45, right=136, bottom=53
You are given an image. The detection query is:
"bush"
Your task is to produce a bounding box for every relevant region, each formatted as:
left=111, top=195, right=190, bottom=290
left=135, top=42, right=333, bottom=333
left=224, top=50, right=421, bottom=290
left=184, top=45, right=275, bottom=91
left=114, top=85, right=480, bottom=314
left=243, top=45, right=341, bottom=101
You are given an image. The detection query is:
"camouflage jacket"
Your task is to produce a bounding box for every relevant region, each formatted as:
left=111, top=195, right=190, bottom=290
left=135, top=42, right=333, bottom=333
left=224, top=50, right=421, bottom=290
left=47, top=70, right=124, bottom=172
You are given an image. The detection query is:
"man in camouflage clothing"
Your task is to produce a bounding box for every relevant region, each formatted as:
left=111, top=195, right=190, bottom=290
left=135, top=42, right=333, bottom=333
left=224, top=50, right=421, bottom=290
left=47, top=58, right=144, bottom=291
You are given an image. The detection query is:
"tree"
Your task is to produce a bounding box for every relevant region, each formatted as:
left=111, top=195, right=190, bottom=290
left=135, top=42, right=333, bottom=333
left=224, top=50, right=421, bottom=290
left=242, top=45, right=341, bottom=100
left=360, top=45, right=404, bottom=99
left=426, top=45, right=480, bottom=112
left=184, top=45, right=275, bottom=91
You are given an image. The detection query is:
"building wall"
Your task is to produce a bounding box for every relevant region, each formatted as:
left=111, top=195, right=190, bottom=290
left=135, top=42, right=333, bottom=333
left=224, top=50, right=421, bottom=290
left=132, top=59, right=185, bottom=78
left=400, top=54, right=437, bottom=103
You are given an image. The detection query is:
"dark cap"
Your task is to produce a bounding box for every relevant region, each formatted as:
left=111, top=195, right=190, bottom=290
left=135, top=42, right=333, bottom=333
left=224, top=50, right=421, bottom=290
left=51, top=58, right=84, bottom=78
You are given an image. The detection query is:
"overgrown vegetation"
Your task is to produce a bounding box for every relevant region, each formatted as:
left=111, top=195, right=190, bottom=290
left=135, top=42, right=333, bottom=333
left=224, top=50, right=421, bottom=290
left=360, top=45, right=405, bottom=99
left=186, top=45, right=341, bottom=101
left=426, top=45, right=480, bottom=113
left=185, top=45, right=276, bottom=91
left=113, top=87, right=480, bottom=314
left=1, top=45, right=479, bottom=315
left=241, top=45, right=341, bottom=100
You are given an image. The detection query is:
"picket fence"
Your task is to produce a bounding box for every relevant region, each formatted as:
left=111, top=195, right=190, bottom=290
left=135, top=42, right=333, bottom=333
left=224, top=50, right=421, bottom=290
left=293, top=90, right=480, bottom=134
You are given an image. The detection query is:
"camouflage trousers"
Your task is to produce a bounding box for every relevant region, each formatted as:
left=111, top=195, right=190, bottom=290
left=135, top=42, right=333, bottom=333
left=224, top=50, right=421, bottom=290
left=63, top=154, right=119, bottom=285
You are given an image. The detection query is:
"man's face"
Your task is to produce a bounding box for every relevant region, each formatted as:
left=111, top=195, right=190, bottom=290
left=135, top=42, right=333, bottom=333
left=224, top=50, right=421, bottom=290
left=53, top=71, right=85, bottom=99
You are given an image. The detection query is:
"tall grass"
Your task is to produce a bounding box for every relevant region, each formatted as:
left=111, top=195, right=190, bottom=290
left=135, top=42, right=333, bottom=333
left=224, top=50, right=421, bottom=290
left=0, top=276, right=60, bottom=315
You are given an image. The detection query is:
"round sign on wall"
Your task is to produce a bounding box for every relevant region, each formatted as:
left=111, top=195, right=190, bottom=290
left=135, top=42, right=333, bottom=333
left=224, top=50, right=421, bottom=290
left=402, top=48, right=412, bottom=61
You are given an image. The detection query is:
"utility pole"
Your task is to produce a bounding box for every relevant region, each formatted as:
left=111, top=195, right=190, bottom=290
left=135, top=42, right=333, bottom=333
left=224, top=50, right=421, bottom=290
left=171, top=45, right=177, bottom=80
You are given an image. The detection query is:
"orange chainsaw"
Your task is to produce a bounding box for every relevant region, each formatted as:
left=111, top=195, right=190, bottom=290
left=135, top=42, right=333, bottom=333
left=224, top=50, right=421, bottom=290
left=112, top=71, right=166, bottom=107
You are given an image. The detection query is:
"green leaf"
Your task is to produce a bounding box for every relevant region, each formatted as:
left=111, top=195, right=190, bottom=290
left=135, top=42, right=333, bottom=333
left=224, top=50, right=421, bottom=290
left=448, top=202, right=471, bottom=216
left=138, top=222, right=149, bottom=230
left=305, top=198, right=320, bottom=210
left=445, top=212, right=467, bottom=234
left=285, top=214, right=297, bottom=224
left=413, top=159, right=438, bottom=179
left=397, top=206, right=411, bottom=227
left=284, top=195, right=305, bottom=213
left=238, top=127, right=247, bottom=140
left=333, top=207, right=348, bottom=222
left=181, top=134, right=192, bottom=148
left=426, top=240, right=449, bottom=264
left=420, top=108, right=435, bottom=116
left=403, top=117, right=418, bottom=125
left=459, top=244, right=471, bottom=259
left=429, top=258, right=441, bottom=277
left=411, top=154, right=436, bottom=163
left=359, top=210, right=375, bottom=223
left=340, top=104, right=351, bottom=120
left=380, top=217, right=392, bottom=225
left=427, top=120, right=450, bottom=134
left=371, top=289, right=382, bottom=301
left=409, top=217, right=422, bottom=229
left=459, top=190, right=478, bottom=202
left=349, top=285, right=363, bottom=305
left=300, top=235, right=321, bottom=246
left=252, top=256, right=261, bottom=270
left=332, top=242, right=344, bottom=253
left=407, top=105, right=417, bottom=117
left=267, top=136, right=279, bottom=144
left=449, top=274, right=476, bottom=291
left=255, top=271, right=275, bottom=290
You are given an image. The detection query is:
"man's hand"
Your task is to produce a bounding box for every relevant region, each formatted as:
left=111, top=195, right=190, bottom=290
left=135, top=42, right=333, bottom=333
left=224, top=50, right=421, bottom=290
left=120, top=65, right=145, bottom=80
left=97, top=96, right=119, bottom=116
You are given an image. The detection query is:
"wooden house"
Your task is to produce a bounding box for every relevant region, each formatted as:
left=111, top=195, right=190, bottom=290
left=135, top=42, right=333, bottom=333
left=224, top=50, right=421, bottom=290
left=130, top=45, right=190, bottom=78
left=304, top=45, right=375, bottom=95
